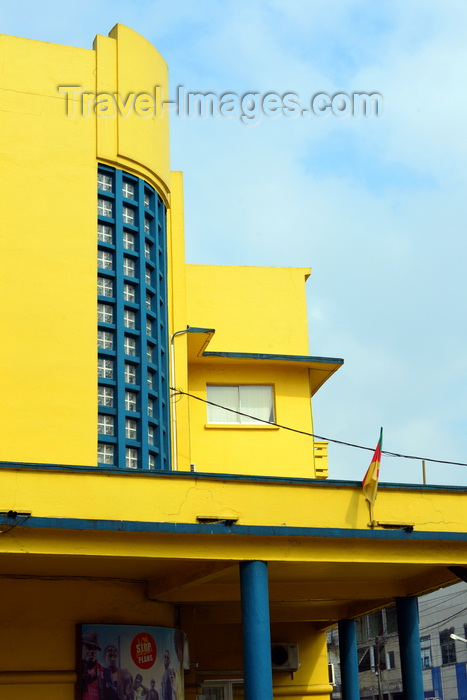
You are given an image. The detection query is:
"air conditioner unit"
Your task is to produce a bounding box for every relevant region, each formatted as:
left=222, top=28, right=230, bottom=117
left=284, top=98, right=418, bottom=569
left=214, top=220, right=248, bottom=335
left=271, top=643, right=300, bottom=671
left=328, top=663, right=336, bottom=685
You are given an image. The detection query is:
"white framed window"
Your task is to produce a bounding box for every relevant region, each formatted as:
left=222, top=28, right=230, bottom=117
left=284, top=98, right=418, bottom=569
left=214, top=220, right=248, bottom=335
left=98, top=386, right=114, bottom=407
left=125, top=391, right=137, bottom=412
left=98, top=414, right=114, bottom=435
left=147, top=371, right=153, bottom=390
left=147, top=399, right=154, bottom=417
left=124, top=309, right=136, bottom=329
left=124, top=363, right=136, bottom=384
left=126, top=447, right=138, bottom=469
left=98, top=303, right=113, bottom=324
left=98, top=358, right=113, bottom=379
left=123, top=257, right=135, bottom=277
left=145, top=266, right=152, bottom=286
left=126, top=418, right=138, bottom=440
left=123, top=283, right=136, bottom=303
left=124, top=336, right=136, bottom=356
left=146, top=319, right=152, bottom=336
left=122, top=206, right=135, bottom=225
left=98, top=443, right=114, bottom=464
left=123, top=231, right=135, bottom=250
left=122, top=182, right=135, bottom=199
left=145, top=241, right=151, bottom=259
left=98, top=250, right=113, bottom=270
left=98, top=198, right=113, bottom=218
left=144, top=193, right=150, bottom=208
left=98, top=173, right=113, bottom=191
left=144, top=217, right=151, bottom=234
left=98, top=276, right=113, bottom=297
left=98, top=331, right=113, bottom=350
left=98, top=223, right=113, bottom=243
left=146, top=344, right=153, bottom=363
left=148, top=425, right=154, bottom=445
left=207, top=385, right=274, bottom=425
left=146, top=293, right=152, bottom=310
left=148, top=453, right=155, bottom=469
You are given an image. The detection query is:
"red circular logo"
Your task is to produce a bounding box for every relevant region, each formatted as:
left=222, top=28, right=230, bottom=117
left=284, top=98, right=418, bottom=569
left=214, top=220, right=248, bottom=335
left=130, top=632, right=157, bottom=669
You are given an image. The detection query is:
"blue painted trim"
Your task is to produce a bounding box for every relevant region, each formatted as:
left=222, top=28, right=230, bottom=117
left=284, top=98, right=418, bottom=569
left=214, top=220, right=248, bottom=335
left=187, top=327, right=216, bottom=334
left=202, top=350, right=344, bottom=365
left=3, top=513, right=467, bottom=542
left=1, top=460, right=466, bottom=493
left=432, top=666, right=443, bottom=700
left=456, top=662, right=467, bottom=700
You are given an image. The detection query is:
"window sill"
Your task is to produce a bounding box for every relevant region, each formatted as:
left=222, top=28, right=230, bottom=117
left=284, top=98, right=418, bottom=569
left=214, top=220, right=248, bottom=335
left=205, top=423, right=279, bottom=430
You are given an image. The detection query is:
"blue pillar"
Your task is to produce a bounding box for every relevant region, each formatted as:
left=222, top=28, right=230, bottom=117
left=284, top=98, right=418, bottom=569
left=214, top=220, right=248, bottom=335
left=338, top=619, right=360, bottom=700
left=239, top=561, right=273, bottom=700
left=396, top=596, right=424, bottom=700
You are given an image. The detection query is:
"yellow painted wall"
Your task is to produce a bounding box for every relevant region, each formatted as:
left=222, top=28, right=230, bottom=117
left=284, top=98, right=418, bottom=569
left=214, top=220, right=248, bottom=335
left=185, top=265, right=311, bottom=355
left=0, top=577, right=173, bottom=698
left=188, top=362, right=316, bottom=477
left=0, top=26, right=171, bottom=467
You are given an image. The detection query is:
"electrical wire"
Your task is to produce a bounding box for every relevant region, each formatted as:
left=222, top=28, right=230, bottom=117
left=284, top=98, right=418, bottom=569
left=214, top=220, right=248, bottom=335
left=170, top=388, right=467, bottom=468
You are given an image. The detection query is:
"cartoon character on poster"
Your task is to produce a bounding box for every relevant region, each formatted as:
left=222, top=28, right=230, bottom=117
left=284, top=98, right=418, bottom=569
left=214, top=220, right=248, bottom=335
left=80, top=624, right=186, bottom=700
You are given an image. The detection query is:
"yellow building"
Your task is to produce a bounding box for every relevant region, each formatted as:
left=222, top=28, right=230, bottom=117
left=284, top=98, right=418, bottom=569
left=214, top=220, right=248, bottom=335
left=1, top=24, right=467, bottom=700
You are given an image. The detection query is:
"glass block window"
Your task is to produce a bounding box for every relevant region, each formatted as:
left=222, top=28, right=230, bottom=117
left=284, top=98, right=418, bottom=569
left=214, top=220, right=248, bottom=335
left=124, top=336, right=136, bottom=356
left=98, top=198, right=113, bottom=218
left=97, top=165, right=170, bottom=470
left=98, top=386, right=114, bottom=407
left=98, top=331, right=113, bottom=350
left=98, top=358, right=113, bottom=379
left=124, top=364, right=136, bottom=384
left=98, top=414, right=114, bottom=435
left=124, top=310, right=136, bottom=329
left=123, top=283, right=136, bottom=303
left=123, top=257, right=135, bottom=277
left=125, top=391, right=137, bottom=412
left=98, top=303, right=113, bottom=324
left=122, top=182, right=135, bottom=199
left=126, top=447, right=138, bottom=469
left=98, top=250, right=113, bottom=270
left=123, top=232, right=135, bottom=250
left=98, top=443, right=114, bottom=465
left=98, top=224, right=113, bottom=243
left=126, top=419, right=138, bottom=440
left=98, top=277, right=113, bottom=297
left=122, top=206, right=135, bottom=225
left=98, top=173, right=113, bottom=191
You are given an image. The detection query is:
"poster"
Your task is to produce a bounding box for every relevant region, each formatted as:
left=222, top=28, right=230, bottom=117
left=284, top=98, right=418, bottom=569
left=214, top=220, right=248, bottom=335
left=79, top=624, right=186, bottom=700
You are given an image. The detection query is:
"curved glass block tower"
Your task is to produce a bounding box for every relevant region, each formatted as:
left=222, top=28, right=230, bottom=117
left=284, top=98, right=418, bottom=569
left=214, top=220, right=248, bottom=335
left=97, top=165, right=170, bottom=470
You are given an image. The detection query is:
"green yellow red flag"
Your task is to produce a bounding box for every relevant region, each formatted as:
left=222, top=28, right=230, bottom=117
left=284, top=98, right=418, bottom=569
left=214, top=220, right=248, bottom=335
left=362, top=428, right=383, bottom=510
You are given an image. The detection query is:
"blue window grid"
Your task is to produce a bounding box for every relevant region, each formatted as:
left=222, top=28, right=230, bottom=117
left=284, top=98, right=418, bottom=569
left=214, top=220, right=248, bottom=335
left=97, top=165, right=170, bottom=470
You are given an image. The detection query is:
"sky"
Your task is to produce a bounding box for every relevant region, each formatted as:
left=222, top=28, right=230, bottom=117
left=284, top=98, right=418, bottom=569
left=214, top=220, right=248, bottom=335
left=2, top=0, right=466, bottom=486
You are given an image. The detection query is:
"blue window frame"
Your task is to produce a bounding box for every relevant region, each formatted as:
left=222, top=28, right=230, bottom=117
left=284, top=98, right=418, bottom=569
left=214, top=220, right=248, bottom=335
left=97, top=165, right=170, bottom=470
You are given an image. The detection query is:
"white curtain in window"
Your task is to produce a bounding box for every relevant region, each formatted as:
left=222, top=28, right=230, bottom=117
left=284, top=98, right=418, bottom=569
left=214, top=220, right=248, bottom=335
left=207, top=386, right=239, bottom=423
left=239, top=385, right=273, bottom=424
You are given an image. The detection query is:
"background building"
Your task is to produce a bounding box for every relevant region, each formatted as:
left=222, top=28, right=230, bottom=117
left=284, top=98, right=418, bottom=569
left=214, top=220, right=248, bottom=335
left=2, top=23, right=467, bottom=700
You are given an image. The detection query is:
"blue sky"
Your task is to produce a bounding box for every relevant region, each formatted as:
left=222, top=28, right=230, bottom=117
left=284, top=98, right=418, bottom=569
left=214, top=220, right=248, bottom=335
left=2, top=0, right=466, bottom=485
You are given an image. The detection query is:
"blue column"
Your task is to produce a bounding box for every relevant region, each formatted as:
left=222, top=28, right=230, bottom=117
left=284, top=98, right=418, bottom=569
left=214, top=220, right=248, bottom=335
left=396, top=596, right=424, bottom=700
left=338, top=619, right=360, bottom=700
left=239, top=561, right=273, bottom=700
